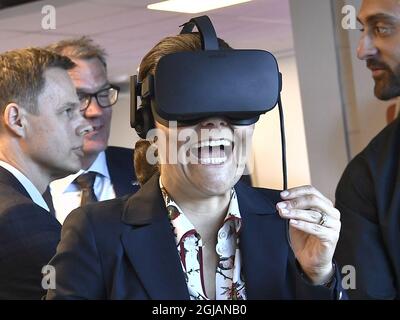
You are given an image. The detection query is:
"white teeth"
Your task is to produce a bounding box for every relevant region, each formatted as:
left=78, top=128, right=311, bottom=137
left=192, top=139, right=231, bottom=148
left=200, top=156, right=227, bottom=165
left=189, top=139, right=232, bottom=165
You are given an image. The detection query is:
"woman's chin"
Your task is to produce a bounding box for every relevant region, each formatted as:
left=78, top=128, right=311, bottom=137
left=186, top=168, right=238, bottom=195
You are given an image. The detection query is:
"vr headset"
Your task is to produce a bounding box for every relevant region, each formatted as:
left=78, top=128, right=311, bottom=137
left=130, top=15, right=287, bottom=189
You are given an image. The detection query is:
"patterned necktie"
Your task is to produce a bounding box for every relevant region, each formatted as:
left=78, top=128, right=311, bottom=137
left=75, top=172, right=98, bottom=206
left=43, top=186, right=56, bottom=217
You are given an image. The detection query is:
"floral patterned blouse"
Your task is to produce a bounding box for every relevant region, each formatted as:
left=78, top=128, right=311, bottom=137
left=159, top=178, right=246, bottom=300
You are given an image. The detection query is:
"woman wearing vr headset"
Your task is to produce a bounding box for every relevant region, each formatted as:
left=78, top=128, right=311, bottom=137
left=46, top=31, right=344, bottom=300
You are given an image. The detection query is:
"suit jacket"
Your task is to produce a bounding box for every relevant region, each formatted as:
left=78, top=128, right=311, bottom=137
left=335, top=116, right=400, bottom=299
left=105, top=146, right=139, bottom=197
left=46, top=174, right=343, bottom=300
left=44, top=146, right=140, bottom=217
left=0, top=167, right=61, bottom=299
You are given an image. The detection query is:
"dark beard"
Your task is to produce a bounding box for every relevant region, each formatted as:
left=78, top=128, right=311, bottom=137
left=373, top=63, right=400, bottom=100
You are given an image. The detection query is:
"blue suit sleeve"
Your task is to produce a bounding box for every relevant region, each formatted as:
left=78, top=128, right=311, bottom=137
left=46, top=207, right=106, bottom=300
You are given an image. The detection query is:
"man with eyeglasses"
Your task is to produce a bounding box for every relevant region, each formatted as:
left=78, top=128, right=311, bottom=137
left=45, top=37, right=139, bottom=224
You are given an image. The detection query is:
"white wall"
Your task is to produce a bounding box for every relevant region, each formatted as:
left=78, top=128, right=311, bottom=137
left=109, top=93, right=140, bottom=149
left=252, top=55, right=311, bottom=190
left=289, top=0, right=350, bottom=201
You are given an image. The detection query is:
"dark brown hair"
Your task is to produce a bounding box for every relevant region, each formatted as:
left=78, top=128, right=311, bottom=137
left=0, top=47, right=75, bottom=116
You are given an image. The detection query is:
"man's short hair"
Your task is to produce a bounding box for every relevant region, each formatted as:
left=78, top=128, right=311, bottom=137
left=46, top=36, right=107, bottom=69
left=0, top=47, right=75, bottom=116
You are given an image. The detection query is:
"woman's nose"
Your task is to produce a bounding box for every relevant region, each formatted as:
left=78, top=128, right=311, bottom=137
left=357, top=33, right=378, bottom=60
left=200, top=117, right=228, bottom=129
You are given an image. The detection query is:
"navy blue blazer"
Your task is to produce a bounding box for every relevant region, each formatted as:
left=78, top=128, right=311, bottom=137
left=0, top=167, right=61, bottom=299
left=105, top=146, right=139, bottom=197
left=46, top=174, right=343, bottom=300
left=335, top=116, right=400, bottom=299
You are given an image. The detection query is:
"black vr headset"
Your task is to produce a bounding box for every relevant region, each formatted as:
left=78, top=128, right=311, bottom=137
left=130, top=15, right=287, bottom=189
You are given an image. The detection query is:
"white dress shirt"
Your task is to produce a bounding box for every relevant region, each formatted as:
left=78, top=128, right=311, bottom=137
left=49, top=151, right=116, bottom=224
left=0, top=160, right=49, bottom=212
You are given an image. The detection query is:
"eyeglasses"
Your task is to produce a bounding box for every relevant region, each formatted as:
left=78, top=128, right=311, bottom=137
left=77, top=85, right=120, bottom=112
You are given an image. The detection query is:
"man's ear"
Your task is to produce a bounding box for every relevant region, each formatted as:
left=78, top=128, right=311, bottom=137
left=3, top=103, right=27, bottom=137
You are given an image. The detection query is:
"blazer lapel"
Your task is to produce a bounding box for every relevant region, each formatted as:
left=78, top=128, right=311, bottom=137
left=105, top=147, right=140, bottom=197
left=121, top=174, right=189, bottom=300
left=235, top=182, right=290, bottom=299
left=0, top=166, right=32, bottom=200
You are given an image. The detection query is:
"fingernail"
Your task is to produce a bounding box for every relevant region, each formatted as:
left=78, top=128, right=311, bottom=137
left=277, top=202, right=287, bottom=209
left=290, top=219, right=298, bottom=225
left=281, top=208, right=289, bottom=214
left=281, top=191, right=289, bottom=197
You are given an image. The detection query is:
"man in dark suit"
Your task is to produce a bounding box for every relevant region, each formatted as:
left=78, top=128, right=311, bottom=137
left=0, top=48, right=92, bottom=299
left=335, top=0, right=400, bottom=299
left=46, top=37, right=139, bottom=224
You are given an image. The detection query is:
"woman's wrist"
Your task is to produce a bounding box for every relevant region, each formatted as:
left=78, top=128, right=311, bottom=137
left=304, top=263, right=335, bottom=286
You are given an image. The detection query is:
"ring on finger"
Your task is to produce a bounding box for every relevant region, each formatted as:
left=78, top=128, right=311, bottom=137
left=318, top=212, right=328, bottom=226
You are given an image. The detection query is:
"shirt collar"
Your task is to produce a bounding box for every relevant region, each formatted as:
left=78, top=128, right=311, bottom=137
left=159, top=177, right=242, bottom=245
left=0, top=161, right=49, bottom=212
left=88, top=151, right=110, bottom=179
left=50, top=150, right=110, bottom=193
